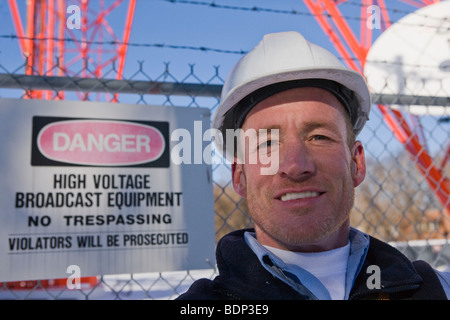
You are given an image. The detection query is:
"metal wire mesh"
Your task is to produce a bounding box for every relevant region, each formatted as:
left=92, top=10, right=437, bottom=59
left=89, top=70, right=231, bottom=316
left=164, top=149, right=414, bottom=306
left=0, top=60, right=448, bottom=299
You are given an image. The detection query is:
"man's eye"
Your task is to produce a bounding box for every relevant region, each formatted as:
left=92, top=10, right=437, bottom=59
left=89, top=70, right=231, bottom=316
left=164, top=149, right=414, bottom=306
left=311, top=135, right=329, bottom=141
left=259, top=141, right=271, bottom=149
left=259, top=140, right=278, bottom=149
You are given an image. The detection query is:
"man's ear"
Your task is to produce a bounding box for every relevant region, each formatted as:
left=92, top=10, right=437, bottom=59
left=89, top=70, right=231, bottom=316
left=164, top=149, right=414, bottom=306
left=351, top=140, right=366, bottom=188
left=232, top=163, right=246, bottom=197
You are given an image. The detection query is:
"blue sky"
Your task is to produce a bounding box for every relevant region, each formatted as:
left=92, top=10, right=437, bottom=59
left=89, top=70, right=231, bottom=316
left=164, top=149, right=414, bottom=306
left=0, top=0, right=445, bottom=159
left=0, top=0, right=400, bottom=77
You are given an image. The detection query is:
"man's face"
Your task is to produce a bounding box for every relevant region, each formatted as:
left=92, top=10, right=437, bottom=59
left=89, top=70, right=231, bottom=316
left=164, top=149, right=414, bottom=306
left=232, top=87, right=366, bottom=252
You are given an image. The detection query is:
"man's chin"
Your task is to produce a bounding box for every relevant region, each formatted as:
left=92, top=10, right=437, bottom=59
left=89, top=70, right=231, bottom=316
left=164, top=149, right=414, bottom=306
left=255, top=216, right=350, bottom=251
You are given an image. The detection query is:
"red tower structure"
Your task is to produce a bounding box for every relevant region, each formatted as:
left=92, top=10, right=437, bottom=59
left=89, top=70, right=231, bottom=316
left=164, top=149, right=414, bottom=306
left=8, top=0, right=136, bottom=100
left=304, top=0, right=449, bottom=214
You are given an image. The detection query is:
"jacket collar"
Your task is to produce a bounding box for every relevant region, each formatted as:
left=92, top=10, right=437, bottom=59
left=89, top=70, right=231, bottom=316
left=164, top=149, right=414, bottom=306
left=214, top=228, right=424, bottom=300
left=244, top=227, right=370, bottom=299
left=349, top=236, right=423, bottom=299
left=213, top=228, right=306, bottom=299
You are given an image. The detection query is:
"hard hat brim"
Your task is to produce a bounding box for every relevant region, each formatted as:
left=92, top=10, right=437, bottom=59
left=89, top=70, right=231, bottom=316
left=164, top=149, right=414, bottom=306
left=213, top=67, right=371, bottom=135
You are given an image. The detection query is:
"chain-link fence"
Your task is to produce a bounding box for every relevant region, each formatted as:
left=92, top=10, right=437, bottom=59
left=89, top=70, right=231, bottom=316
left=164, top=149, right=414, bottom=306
left=0, top=60, right=448, bottom=299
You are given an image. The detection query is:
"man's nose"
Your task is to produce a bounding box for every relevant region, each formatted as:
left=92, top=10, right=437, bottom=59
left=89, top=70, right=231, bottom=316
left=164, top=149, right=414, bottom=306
left=278, top=140, right=316, bottom=180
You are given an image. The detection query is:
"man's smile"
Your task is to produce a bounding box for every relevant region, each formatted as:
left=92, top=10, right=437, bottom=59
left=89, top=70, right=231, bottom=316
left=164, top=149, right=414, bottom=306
left=280, top=191, right=323, bottom=202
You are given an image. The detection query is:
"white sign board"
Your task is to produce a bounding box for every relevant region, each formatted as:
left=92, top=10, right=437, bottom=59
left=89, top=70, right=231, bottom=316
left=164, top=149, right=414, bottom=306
left=0, top=98, right=215, bottom=282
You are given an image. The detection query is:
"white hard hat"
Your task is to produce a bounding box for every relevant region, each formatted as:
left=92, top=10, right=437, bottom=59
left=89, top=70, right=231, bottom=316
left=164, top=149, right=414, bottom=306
left=213, top=31, right=371, bottom=161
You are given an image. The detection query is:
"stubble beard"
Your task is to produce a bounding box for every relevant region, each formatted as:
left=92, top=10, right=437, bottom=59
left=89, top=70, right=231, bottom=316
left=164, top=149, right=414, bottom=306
left=247, top=183, right=355, bottom=249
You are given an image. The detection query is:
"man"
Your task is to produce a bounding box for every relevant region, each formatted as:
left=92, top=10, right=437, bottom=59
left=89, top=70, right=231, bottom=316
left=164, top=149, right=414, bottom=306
left=177, top=31, right=450, bottom=300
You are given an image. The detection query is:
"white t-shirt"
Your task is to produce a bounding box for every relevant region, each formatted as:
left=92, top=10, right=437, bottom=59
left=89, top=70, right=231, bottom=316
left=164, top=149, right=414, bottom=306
left=264, top=242, right=350, bottom=300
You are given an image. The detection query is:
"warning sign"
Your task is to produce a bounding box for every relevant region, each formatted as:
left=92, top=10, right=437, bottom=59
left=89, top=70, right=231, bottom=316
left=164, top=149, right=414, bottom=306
left=0, top=98, right=215, bottom=282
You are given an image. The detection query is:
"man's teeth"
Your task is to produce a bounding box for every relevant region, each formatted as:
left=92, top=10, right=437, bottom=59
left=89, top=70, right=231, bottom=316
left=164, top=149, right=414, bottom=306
left=280, top=192, right=320, bottom=201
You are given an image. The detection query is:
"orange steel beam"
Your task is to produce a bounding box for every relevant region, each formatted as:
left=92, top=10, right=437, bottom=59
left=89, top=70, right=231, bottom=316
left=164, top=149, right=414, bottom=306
left=117, top=0, right=136, bottom=79
left=55, top=0, right=66, bottom=99
left=441, top=145, right=450, bottom=172
left=377, top=0, right=392, bottom=29
left=113, top=0, right=136, bottom=102
left=25, top=0, right=36, bottom=77
left=81, top=0, right=88, bottom=79
left=8, top=0, right=136, bottom=101
left=360, top=0, right=372, bottom=55
left=7, top=0, right=27, bottom=55
left=379, top=104, right=449, bottom=211
left=322, top=0, right=367, bottom=63
left=398, top=0, right=429, bottom=7
left=304, top=0, right=362, bottom=72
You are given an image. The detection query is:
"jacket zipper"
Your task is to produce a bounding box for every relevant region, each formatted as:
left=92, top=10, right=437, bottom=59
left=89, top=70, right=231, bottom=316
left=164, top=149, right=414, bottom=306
left=225, top=292, right=242, bottom=300
left=349, top=283, right=420, bottom=300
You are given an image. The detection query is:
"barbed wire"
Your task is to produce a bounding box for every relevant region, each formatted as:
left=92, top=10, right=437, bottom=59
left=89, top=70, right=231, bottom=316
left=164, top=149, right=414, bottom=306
left=162, top=0, right=317, bottom=17
left=1, top=34, right=444, bottom=71
left=1, top=2, right=447, bottom=60
left=161, top=0, right=447, bottom=23
left=333, top=0, right=446, bottom=20
left=0, top=34, right=248, bottom=55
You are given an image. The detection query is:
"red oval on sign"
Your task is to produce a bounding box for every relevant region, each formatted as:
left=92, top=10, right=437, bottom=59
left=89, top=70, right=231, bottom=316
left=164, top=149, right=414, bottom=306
left=37, top=120, right=165, bottom=166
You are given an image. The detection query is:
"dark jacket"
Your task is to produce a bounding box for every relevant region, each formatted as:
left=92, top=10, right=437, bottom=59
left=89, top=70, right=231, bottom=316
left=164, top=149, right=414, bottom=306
left=177, top=229, right=447, bottom=300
